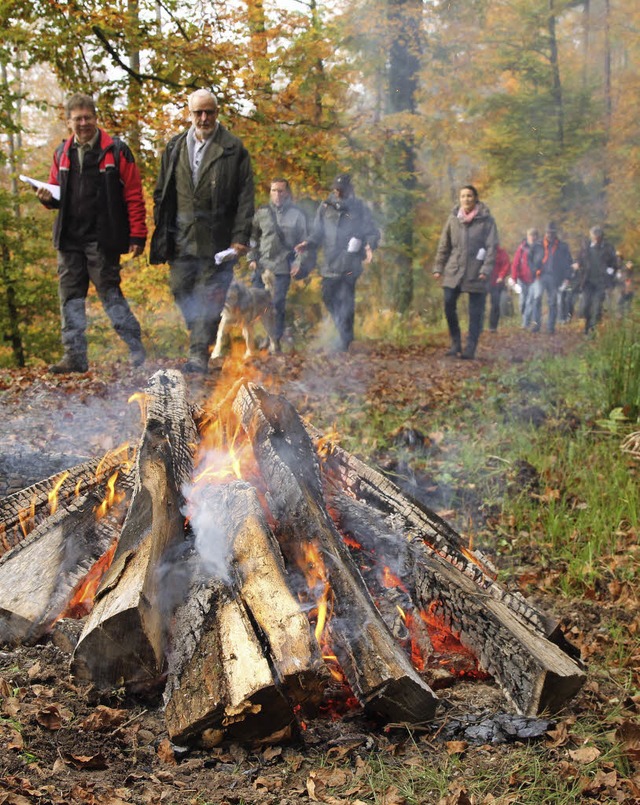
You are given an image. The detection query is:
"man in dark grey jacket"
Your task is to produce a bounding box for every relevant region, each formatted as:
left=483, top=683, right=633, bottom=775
left=297, top=173, right=380, bottom=352
left=150, top=89, right=254, bottom=373
left=248, top=179, right=310, bottom=351
left=575, top=225, right=618, bottom=336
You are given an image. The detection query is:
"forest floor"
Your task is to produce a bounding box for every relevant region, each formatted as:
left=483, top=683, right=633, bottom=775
left=0, top=322, right=638, bottom=805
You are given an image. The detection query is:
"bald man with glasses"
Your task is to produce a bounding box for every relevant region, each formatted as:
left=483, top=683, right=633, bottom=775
left=150, top=89, right=255, bottom=373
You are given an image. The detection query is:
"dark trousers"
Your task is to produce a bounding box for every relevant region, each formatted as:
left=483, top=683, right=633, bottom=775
left=581, top=283, right=605, bottom=334
left=253, top=271, right=291, bottom=341
left=169, top=257, right=234, bottom=356
left=57, top=242, right=142, bottom=359
left=321, top=274, right=358, bottom=351
left=443, top=286, right=486, bottom=354
left=489, top=286, right=502, bottom=331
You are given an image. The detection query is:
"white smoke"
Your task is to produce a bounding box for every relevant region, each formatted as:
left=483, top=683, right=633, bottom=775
left=183, top=449, right=234, bottom=582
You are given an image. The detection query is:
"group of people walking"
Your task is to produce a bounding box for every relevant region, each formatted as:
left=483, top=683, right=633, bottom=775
left=435, top=186, right=632, bottom=360
left=35, top=90, right=379, bottom=374
left=35, top=91, right=631, bottom=375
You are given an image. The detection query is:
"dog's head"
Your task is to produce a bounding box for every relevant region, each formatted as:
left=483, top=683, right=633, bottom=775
left=223, top=281, right=244, bottom=311
left=261, top=269, right=275, bottom=296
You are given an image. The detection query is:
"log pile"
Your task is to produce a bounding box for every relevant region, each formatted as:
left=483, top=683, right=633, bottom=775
left=0, top=370, right=586, bottom=744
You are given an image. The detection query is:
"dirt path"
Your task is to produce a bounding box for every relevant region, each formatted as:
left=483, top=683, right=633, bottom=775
left=0, top=324, right=585, bottom=496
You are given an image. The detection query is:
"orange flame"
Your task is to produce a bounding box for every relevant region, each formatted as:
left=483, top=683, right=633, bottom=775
left=60, top=539, right=118, bottom=619
left=128, top=391, right=149, bottom=424
left=95, top=471, right=125, bottom=520
left=193, top=408, right=253, bottom=489
left=381, top=565, right=409, bottom=595
left=315, top=427, right=339, bottom=459
left=48, top=471, right=69, bottom=516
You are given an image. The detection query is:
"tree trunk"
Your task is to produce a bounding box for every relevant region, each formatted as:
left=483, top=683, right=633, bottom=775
left=384, top=0, right=422, bottom=312
left=547, top=0, right=565, bottom=151
left=0, top=63, right=25, bottom=367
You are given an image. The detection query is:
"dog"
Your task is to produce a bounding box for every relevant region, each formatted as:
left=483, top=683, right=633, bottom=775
left=210, top=276, right=279, bottom=362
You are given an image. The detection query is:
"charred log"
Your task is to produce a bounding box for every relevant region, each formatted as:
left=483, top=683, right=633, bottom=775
left=71, top=370, right=196, bottom=689
left=0, top=490, right=123, bottom=646
left=165, top=481, right=327, bottom=743
left=228, top=381, right=439, bottom=724
left=0, top=452, right=131, bottom=557
left=311, top=426, right=567, bottom=645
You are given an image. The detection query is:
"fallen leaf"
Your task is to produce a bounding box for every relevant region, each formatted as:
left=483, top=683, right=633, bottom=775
left=52, top=758, right=67, bottom=774
left=27, top=662, right=42, bottom=680
left=262, top=745, right=283, bottom=762
left=156, top=738, right=176, bottom=765
left=615, top=720, right=640, bottom=762
left=312, top=768, right=349, bottom=787
left=63, top=751, right=108, bottom=769
left=253, top=775, right=283, bottom=792
left=445, top=740, right=468, bottom=755
left=79, top=705, right=128, bottom=731
left=35, top=705, right=65, bottom=730
left=381, top=785, right=407, bottom=805
left=438, top=783, right=473, bottom=805
left=6, top=731, right=23, bottom=751
left=568, top=745, right=601, bottom=764
left=326, top=739, right=365, bottom=760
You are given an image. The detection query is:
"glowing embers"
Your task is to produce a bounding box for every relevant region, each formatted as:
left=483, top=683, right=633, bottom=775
left=60, top=539, right=118, bottom=620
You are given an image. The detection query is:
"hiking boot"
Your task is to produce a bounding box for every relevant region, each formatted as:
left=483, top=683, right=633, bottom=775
left=129, top=346, right=146, bottom=367
left=49, top=354, right=88, bottom=374
left=460, top=346, right=476, bottom=360
left=445, top=341, right=462, bottom=357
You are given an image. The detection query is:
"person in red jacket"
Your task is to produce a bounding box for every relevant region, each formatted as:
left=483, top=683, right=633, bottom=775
left=488, top=245, right=511, bottom=331
left=510, top=228, right=543, bottom=328
left=35, top=93, right=147, bottom=373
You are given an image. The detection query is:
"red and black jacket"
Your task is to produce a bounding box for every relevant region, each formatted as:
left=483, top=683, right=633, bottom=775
left=46, top=129, right=147, bottom=255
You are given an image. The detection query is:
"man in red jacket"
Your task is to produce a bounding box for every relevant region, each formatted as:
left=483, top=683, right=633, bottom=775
left=36, top=93, right=147, bottom=373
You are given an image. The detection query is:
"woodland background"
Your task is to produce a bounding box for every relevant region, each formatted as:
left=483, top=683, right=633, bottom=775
left=0, top=0, right=639, bottom=366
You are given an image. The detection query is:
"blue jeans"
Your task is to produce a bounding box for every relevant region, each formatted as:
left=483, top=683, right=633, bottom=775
left=532, top=275, right=559, bottom=333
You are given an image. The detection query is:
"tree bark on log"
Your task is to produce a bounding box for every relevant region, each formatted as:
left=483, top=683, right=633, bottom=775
left=71, top=371, right=196, bottom=689
left=165, top=580, right=293, bottom=745
left=310, top=424, right=564, bottom=643
left=327, top=492, right=585, bottom=715
left=0, top=452, right=130, bottom=557
left=165, top=481, right=327, bottom=743
left=228, top=381, right=439, bottom=724
left=0, top=491, right=121, bottom=646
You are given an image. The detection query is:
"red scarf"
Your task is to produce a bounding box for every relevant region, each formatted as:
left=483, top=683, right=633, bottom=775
left=543, top=236, right=558, bottom=264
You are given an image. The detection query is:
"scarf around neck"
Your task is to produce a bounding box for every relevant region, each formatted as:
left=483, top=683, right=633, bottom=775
left=457, top=205, right=479, bottom=224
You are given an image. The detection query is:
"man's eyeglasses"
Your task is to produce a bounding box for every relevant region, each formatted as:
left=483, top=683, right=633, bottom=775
left=190, top=108, right=217, bottom=118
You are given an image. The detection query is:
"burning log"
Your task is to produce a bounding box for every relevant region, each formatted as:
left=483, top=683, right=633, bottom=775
left=0, top=451, right=131, bottom=557
left=315, top=444, right=586, bottom=715
left=165, top=482, right=326, bottom=743
left=227, top=381, right=439, bottom=724
left=0, top=490, right=123, bottom=646
left=311, top=426, right=564, bottom=643
left=408, top=539, right=585, bottom=715
left=71, top=371, right=197, bottom=689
